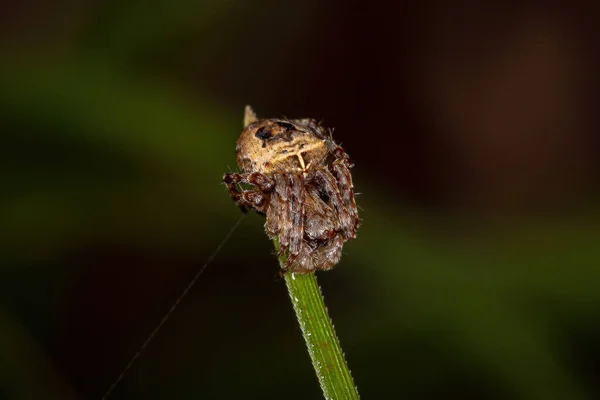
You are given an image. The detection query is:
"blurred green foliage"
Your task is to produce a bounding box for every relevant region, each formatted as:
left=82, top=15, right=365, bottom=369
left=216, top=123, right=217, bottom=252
left=1, top=1, right=599, bottom=399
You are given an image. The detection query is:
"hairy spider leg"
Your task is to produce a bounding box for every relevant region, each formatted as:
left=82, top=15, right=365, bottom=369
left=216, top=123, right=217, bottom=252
left=287, top=173, right=306, bottom=268
left=223, top=172, right=274, bottom=213
left=268, top=173, right=308, bottom=272
left=330, top=149, right=358, bottom=239
left=312, top=168, right=353, bottom=240
left=273, top=174, right=292, bottom=254
left=267, top=180, right=318, bottom=274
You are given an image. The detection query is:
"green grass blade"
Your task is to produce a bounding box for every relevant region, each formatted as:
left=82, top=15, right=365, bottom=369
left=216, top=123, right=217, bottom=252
left=276, top=241, right=360, bottom=400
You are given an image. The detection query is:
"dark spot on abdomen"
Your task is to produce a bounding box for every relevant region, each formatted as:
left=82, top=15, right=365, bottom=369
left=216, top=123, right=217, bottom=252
left=276, top=121, right=296, bottom=130
left=255, top=126, right=272, bottom=140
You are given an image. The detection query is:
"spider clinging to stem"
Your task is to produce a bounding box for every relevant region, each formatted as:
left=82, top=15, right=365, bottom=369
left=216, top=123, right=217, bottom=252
left=223, top=106, right=359, bottom=273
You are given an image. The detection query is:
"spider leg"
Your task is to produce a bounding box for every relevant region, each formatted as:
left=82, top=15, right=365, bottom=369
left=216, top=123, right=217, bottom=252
left=223, top=172, right=274, bottom=213
left=285, top=187, right=346, bottom=273
left=330, top=149, right=358, bottom=238
left=312, top=168, right=354, bottom=240
left=273, top=174, right=292, bottom=254
left=283, top=173, right=308, bottom=272
left=287, top=173, right=305, bottom=258
left=265, top=187, right=282, bottom=239
left=271, top=173, right=309, bottom=273
left=223, top=172, right=275, bottom=192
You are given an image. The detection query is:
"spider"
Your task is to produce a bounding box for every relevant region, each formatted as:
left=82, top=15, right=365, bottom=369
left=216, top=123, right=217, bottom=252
left=223, top=106, right=359, bottom=273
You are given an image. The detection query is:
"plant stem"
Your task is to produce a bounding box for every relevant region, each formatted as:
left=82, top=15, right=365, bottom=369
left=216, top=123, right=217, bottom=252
left=275, top=240, right=360, bottom=399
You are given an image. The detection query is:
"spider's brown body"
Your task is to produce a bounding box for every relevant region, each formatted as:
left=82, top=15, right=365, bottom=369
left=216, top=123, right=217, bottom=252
left=223, top=107, right=359, bottom=273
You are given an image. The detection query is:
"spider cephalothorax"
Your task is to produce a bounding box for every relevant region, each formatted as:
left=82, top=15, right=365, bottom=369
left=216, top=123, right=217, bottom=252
left=223, top=106, right=359, bottom=273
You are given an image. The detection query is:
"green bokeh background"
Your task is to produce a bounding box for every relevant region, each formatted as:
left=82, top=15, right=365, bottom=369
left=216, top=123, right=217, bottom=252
left=1, top=2, right=599, bottom=399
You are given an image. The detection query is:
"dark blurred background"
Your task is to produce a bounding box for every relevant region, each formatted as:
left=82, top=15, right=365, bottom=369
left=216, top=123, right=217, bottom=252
left=1, top=1, right=599, bottom=399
